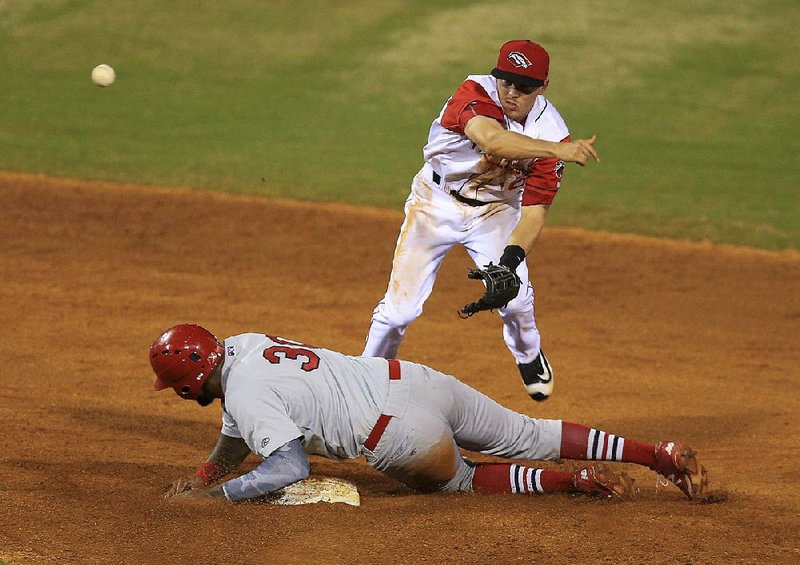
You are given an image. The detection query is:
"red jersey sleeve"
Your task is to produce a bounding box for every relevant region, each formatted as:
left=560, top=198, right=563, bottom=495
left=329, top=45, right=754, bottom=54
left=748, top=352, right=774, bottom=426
left=522, top=135, right=570, bottom=206
left=440, top=80, right=504, bottom=134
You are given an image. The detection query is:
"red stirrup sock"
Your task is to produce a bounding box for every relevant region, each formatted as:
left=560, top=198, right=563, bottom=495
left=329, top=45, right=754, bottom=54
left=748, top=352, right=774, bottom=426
left=560, top=422, right=658, bottom=468
left=472, top=463, right=574, bottom=494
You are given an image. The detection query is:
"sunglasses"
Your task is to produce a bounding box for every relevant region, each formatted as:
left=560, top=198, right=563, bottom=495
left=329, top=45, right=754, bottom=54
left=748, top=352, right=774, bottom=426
left=499, top=79, right=538, bottom=95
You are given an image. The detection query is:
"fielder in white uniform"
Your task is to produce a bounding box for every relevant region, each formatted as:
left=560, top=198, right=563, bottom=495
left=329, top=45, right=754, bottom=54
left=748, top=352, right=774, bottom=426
left=151, top=324, right=708, bottom=502
left=363, top=40, right=600, bottom=401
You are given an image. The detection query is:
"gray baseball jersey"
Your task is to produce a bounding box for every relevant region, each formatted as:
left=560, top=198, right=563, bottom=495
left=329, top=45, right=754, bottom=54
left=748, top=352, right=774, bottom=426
left=219, top=332, right=562, bottom=491
left=220, top=333, right=389, bottom=460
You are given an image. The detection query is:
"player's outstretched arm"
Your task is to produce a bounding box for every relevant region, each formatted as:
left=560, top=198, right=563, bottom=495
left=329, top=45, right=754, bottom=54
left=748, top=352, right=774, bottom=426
left=465, top=116, right=558, bottom=160
left=163, top=433, right=251, bottom=498
left=558, top=135, right=600, bottom=166
left=220, top=438, right=310, bottom=502
left=166, top=438, right=311, bottom=503
left=205, top=433, right=252, bottom=472
left=464, top=117, right=600, bottom=165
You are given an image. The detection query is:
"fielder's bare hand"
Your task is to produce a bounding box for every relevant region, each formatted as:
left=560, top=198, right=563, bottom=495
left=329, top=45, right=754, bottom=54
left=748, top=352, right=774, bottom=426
left=559, top=135, right=600, bottom=166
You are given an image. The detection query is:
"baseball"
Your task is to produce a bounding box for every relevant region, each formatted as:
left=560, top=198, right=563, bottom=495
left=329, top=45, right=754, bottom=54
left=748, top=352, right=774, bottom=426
left=91, top=64, right=115, bottom=87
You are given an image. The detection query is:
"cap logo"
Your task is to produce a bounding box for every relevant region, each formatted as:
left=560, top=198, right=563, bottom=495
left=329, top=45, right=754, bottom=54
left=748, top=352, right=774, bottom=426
left=507, top=51, right=532, bottom=69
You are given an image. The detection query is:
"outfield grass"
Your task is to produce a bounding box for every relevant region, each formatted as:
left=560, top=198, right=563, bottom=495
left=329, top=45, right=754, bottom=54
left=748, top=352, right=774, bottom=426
left=1, top=0, right=797, bottom=249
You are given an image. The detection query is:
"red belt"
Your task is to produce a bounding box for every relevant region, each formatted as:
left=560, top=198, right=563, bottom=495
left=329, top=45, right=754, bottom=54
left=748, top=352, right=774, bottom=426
left=364, top=359, right=401, bottom=451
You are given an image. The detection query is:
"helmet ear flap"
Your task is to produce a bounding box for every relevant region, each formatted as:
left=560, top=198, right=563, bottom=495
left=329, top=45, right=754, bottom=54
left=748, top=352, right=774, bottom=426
left=149, top=324, right=224, bottom=400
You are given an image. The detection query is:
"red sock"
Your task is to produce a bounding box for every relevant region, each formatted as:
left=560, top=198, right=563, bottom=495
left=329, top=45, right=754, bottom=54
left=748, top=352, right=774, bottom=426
left=560, top=422, right=657, bottom=468
left=621, top=439, right=658, bottom=469
left=472, top=463, right=574, bottom=494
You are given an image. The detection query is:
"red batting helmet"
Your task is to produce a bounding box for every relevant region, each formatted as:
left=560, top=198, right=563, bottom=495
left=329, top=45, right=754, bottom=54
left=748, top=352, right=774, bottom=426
left=149, top=324, right=224, bottom=400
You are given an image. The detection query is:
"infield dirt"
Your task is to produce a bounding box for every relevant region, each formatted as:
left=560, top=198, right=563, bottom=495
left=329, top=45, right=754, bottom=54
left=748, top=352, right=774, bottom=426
left=0, top=173, right=798, bottom=564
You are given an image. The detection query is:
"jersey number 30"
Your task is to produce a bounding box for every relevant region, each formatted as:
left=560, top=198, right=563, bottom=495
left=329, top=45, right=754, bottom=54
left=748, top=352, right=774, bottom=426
left=262, top=335, right=320, bottom=371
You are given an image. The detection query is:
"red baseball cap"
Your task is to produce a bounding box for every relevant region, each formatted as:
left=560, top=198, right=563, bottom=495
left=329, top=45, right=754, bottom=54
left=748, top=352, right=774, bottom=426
left=491, top=40, right=549, bottom=86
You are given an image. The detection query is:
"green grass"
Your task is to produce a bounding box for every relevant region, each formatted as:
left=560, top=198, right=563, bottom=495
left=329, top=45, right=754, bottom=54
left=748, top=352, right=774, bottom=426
left=0, top=0, right=798, bottom=249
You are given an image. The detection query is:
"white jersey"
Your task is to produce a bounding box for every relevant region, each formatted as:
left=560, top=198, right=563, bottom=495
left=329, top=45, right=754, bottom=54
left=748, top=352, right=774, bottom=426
left=219, top=333, right=391, bottom=460
left=423, top=74, right=570, bottom=205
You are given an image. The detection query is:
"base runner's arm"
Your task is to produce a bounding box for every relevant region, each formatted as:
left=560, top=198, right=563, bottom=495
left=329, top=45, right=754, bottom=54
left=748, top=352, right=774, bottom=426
left=192, top=433, right=252, bottom=485
left=171, top=433, right=248, bottom=491
left=205, top=433, right=252, bottom=472
left=168, top=438, right=310, bottom=502
left=219, top=438, right=310, bottom=502
left=163, top=433, right=252, bottom=498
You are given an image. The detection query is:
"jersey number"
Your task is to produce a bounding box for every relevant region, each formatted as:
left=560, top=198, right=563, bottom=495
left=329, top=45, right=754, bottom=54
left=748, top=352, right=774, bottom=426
left=262, top=335, right=320, bottom=372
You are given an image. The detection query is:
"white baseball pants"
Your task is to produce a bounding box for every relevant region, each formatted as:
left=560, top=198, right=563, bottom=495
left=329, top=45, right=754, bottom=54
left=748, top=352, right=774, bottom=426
left=363, top=169, right=541, bottom=364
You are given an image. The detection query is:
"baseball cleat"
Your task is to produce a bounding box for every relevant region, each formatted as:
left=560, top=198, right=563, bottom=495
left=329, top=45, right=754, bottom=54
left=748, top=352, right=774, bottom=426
left=653, top=441, right=708, bottom=500
left=518, top=350, right=553, bottom=401
left=572, top=464, right=636, bottom=499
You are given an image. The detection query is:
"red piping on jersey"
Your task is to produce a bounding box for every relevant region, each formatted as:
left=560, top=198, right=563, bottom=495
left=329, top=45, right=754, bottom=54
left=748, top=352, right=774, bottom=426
left=364, top=359, right=401, bottom=451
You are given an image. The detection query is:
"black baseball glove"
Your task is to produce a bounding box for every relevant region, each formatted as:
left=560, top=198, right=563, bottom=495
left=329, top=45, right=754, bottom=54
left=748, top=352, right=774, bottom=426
left=459, top=263, right=521, bottom=318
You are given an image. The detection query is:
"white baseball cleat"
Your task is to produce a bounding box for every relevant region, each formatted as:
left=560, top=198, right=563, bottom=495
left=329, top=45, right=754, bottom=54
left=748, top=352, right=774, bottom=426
left=518, top=350, right=554, bottom=401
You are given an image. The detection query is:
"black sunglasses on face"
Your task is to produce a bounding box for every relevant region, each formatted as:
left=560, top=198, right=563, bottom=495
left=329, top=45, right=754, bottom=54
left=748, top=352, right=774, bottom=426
left=499, top=79, right=537, bottom=95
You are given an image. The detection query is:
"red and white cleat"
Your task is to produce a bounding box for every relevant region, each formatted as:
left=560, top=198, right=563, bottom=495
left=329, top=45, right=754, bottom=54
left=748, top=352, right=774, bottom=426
left=572, top=464, right=636, bottom=499
left=653, top=441, right=708, bottom=500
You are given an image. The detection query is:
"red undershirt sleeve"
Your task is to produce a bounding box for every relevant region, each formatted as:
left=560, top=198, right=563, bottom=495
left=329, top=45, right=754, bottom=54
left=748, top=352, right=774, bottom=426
left=522, top=135, right=570, bottom=206
left=440, top=80, right=504, bottom=134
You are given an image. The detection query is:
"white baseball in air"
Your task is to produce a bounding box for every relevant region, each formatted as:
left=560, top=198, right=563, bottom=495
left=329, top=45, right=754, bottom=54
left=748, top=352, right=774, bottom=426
left=91, top=64, right=116, bottom=87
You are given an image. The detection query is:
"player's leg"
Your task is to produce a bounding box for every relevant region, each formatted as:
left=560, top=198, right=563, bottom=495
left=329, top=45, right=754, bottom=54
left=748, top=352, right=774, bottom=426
left=362, top=368, right=621, bottom=497
left=469, top=460, right=634, bottom=498
left=463, top=211, right=552, bottom=401
left=558, top=422, right=708, bottom=500
left=367, top=364, right=632, bottom=497
left=497, top=259, right=553, bottom=401
left=434, top=368, right=705, bottom=499
left=363, top=413, right=464, bottom=493
left=363, top=173, right=457, bottom=358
